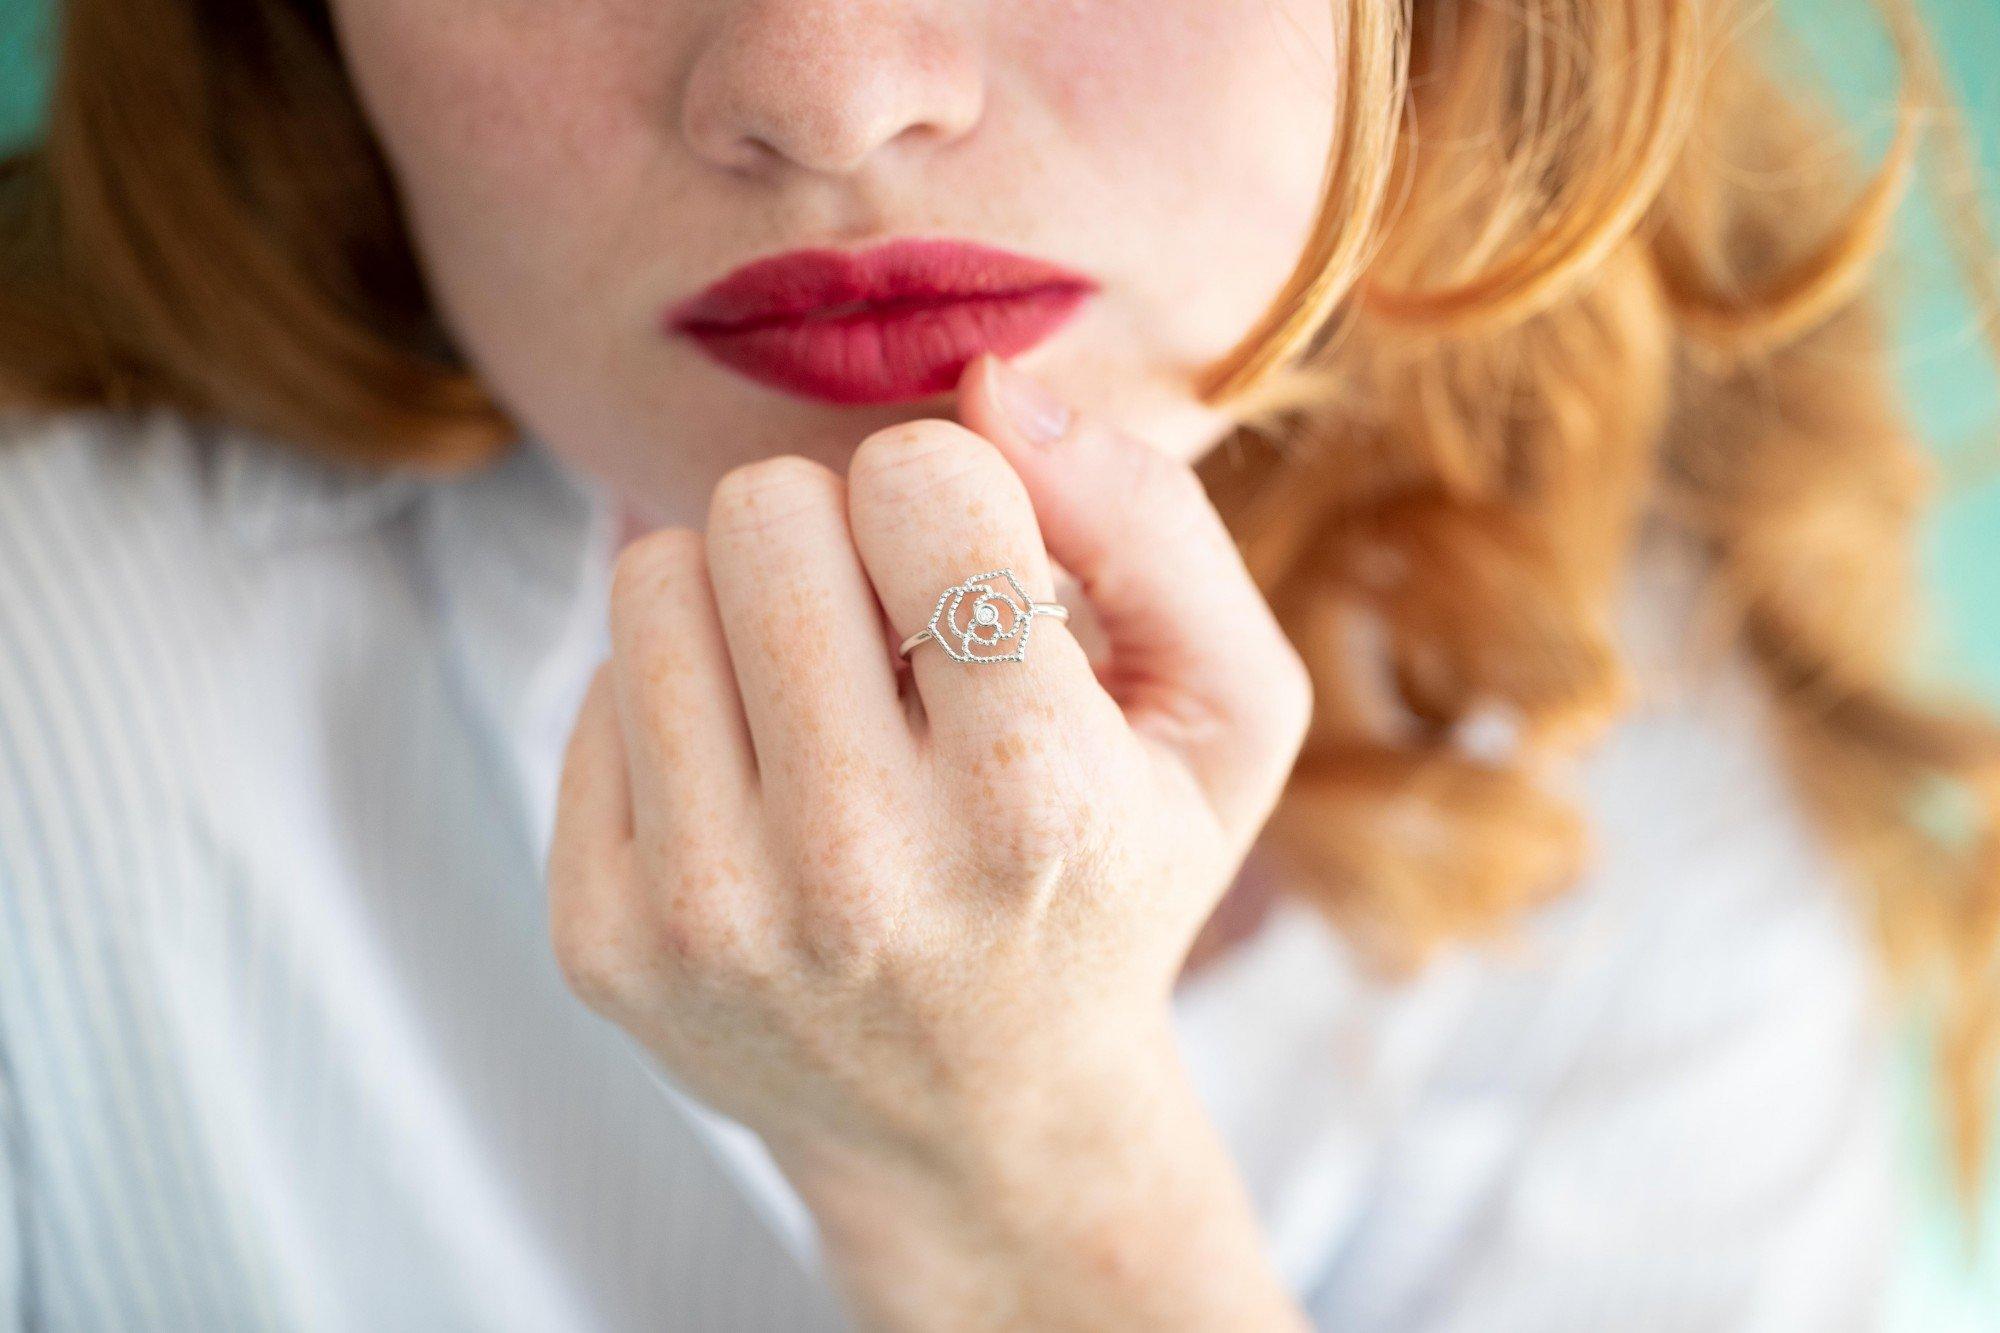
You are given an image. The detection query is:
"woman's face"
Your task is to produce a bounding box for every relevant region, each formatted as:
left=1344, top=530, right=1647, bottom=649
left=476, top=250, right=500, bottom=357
left=325, top=0, right=1339, bottom=523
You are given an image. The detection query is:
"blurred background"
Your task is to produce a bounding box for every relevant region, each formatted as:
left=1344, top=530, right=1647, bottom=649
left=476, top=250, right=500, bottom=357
left=0, top=0, right=1994, bottom=1325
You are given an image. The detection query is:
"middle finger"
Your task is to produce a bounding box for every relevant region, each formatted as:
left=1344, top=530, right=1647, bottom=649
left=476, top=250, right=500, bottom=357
left=703, top=455, right=917, bottom=812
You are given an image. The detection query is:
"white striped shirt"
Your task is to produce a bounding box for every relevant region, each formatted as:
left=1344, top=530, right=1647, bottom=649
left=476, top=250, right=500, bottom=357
left=0, top=406, right=1899, bottom=1330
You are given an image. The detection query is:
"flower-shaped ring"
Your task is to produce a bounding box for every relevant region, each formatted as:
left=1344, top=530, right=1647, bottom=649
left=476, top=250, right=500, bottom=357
left=896, top=567, right=1069, bottom=665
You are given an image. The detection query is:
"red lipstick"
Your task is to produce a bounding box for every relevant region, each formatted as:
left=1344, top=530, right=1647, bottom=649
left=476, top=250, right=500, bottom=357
left=663, top=237, right=1098, bottom=405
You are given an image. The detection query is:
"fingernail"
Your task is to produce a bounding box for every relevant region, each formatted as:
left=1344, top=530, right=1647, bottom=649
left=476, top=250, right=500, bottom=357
left=991, top=357, right=1072, bottom=449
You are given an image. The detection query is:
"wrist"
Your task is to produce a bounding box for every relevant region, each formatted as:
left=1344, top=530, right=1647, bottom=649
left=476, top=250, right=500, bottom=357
left=770, top=1006, right=1190, bottom=1223
left=770, top=1032, right=1306, bottom=1332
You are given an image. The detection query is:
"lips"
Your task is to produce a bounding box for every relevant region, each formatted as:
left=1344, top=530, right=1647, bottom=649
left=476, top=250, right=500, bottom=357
left=663, top=237, right=1099, bottom=405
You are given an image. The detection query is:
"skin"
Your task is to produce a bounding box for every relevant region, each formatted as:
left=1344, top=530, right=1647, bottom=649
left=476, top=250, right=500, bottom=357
left=323, top=1, right=1340, bottom=1326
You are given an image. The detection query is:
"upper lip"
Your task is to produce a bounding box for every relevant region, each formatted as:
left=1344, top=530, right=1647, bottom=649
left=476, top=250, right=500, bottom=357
left=665, top=236, right=1099, bottom=333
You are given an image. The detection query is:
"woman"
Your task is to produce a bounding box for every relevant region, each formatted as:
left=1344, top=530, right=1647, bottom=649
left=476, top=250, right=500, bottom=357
left=0, top=0, right=1993, bottom=1326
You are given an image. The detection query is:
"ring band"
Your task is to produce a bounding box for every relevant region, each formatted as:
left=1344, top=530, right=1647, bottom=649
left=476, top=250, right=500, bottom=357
left=897, top=566, right=1068, bottom=664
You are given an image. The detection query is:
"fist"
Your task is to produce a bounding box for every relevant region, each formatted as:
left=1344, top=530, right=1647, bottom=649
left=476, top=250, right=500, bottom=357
left=546, top=353, right=1312, bottom=1186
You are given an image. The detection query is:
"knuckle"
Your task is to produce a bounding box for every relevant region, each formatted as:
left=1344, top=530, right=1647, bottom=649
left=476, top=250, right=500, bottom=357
left=1268, top=638, right=1317, bottom=746
left=608, top=526, right=706, bottom=637
left=707, top=454, right=842, bottom=539
left=550, top=909, right=640, bottom=1012
left=1147, top=455, right=1225, bottom=551
left=648, top=902, right=735, bottom=971
left=849, top=419, right=1006, bottom=510
left=1144, top=445, right=1209, bottom=508
left=786, top=812, right=912, bottom=979
left=1101, top=424, right=1165, bottom=491
left=1108, top=438, right=1218, bottom=549
left=647, top=845, right=756, bottom=941
left=650, top=881, right=776, bottom=985
left=962, top=778, right=1100, bottom=880
left=792, top=901, right=900, bottom=982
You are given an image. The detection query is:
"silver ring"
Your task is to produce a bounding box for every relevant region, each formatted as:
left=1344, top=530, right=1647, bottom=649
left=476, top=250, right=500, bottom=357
left=897, top=566, right=1069, bottom=664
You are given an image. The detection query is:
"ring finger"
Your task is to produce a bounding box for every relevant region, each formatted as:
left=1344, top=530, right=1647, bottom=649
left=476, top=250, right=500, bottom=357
left=845, top=420, right=1115, bottom=769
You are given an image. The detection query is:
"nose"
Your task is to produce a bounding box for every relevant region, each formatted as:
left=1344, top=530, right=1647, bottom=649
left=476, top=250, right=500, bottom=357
left=680, top=1, right=986, bottom=179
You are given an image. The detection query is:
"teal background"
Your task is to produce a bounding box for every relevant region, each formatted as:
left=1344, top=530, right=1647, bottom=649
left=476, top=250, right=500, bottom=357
left=1753, top=9, right=2000, bottom=1324
left=0, top=0, right=1995, bottom=1323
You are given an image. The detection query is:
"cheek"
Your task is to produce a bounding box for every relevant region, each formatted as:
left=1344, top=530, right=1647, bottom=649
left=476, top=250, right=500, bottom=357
left=1031, top=0, right=1335, bottom=210
left=1018, top=0, right=1339, bottom=343
left=328, top=2, right=662, bottom=264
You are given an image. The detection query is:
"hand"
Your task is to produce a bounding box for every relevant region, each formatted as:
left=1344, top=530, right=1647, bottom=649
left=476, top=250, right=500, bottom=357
left=547, top=351, right=1314, bottom=1328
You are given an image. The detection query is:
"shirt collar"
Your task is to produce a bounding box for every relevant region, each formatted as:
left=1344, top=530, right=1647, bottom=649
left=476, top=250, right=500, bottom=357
left=207, top=416, right=622, bottom=860
left=414, top=429, right=622, bottom=869
left=208, top=419, right=437, bottom=553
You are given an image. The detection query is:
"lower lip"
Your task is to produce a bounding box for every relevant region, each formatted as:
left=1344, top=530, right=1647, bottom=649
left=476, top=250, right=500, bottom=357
left=670, top=283, right=1095, bottom=405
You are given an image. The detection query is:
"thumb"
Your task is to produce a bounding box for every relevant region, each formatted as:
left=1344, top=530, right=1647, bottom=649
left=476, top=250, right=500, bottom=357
left=953, top=351, right=1313, bottom=832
